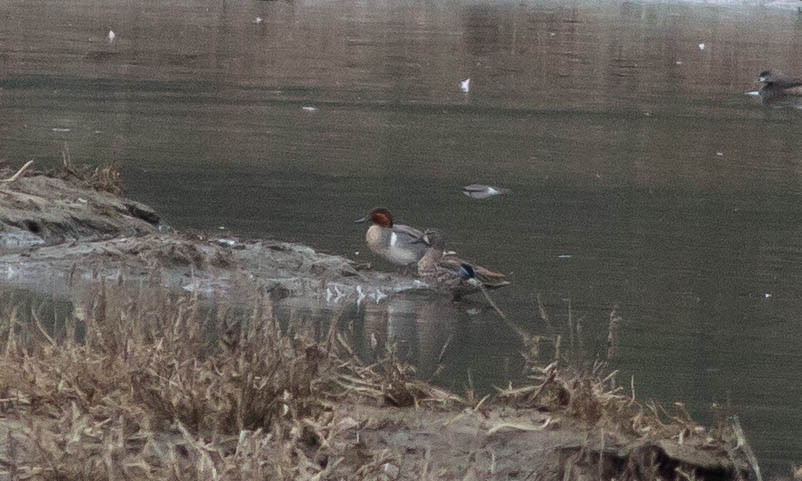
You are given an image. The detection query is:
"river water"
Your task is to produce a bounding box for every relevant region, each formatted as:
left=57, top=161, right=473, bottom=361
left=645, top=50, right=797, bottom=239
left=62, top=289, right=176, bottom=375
left=2, top=0, right=802, bottom=473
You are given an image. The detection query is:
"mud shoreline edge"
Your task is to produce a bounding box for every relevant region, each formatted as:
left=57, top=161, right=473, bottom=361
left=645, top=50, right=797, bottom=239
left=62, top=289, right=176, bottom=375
left=0, top=169, right=771, bottom=480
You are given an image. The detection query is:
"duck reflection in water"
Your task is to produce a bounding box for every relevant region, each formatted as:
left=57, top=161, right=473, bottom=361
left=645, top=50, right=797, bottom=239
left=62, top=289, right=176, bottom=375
left=360, top=293, right=497, bottom=381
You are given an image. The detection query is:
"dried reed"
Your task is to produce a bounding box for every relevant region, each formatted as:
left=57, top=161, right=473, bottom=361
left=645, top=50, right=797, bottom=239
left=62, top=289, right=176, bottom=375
left=48, top=142, right=124, bottom=195
left=0, top=280, right=456, bottom=480
left=0, top=277, right=779, bottom=480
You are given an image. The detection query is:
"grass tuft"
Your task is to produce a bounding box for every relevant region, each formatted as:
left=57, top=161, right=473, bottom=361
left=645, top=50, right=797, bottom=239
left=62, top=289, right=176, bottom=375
left=0, top=281, right=457, bottom=480
left=0, top=281, right=779, bottom=480
left=46, top=142, right=124, bottom=195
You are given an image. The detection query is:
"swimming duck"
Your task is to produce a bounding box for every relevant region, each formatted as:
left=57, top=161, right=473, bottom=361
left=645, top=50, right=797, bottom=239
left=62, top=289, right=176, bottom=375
left=757, top=70, right=802, bottom=101
left=416, top=229, right=510, bottom=299
left=355, top=208, right=428, bottom=269
left=462, top=184, right=510, bottom=200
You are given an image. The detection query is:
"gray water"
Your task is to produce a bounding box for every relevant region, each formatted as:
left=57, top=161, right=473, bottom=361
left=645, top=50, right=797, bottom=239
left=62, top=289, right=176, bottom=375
left=2, top=0, right=802, bottom=472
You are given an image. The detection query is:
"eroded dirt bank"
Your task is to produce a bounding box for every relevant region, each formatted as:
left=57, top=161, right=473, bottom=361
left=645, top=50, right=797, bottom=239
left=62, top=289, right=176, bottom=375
left=0, top=168, right=435, bottom=306
left=0, top=168, right=768, bottom=480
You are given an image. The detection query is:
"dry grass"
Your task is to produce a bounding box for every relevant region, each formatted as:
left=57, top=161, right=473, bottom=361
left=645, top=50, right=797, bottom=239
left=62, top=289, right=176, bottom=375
left=45, top=142, right=124, bottom=195
left=0, top=277, right=784, bottom=480
left=0, top=145, right=124, bottom=194
left=496, top=300, right=764, bottom=481
left=0, top=280, right=459, bottom=480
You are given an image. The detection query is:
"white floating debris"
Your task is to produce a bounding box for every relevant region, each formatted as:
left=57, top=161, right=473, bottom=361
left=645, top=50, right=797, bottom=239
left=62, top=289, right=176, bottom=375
left=325, top=286, right=334, bottom=303
left=52, top=128, right=71, bottom=132
left=716, top=152, right=723, bottom=157
left=745, top=90, right=760, bottom=96
left=107, top=30, right=116, bottom=43
left=698, top=43, right=705, bottom=50
left=675, top=60, right=683, bottom=65
left=302, top=106, right=318, bottom=112
left=217, top=226, right=226, bottom=230
left=373, top=289, right=387, bottom=303
left=764, top=293, right=772, bottom=299
left=254, top=16, right=264, bottom=24
left=461, top=184, right=510, bottom=200
left=460, top=78, right=471, bottom=93
left=557, top=254, right=573, bottom=259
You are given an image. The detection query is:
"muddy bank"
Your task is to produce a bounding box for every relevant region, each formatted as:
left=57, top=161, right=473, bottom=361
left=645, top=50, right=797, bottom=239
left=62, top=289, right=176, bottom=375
left=0, top=167, right=159, bottom=250
left=0, top=231, right=417, bottom=304
left=0, top=168, right=770, bottom=480
left=0, top=169, right=432, bottom=306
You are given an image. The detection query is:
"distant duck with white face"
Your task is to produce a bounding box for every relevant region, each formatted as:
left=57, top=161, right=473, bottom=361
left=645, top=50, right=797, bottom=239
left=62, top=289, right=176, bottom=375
left=757, top=70, right=802, bottom=102
left=355, top=208, right=428, bottom=269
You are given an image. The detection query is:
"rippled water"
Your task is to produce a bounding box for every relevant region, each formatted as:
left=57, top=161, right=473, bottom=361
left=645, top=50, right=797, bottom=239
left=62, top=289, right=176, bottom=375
left=3, top=0, right=802, bottom=472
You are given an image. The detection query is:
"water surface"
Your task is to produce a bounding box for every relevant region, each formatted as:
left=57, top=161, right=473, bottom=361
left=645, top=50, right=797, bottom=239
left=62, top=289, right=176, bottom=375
left=2, top=0, right=802, bottom=473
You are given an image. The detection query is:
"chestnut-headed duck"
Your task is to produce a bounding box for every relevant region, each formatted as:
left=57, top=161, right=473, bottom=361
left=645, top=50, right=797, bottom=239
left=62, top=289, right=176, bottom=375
left=355, top=207, right=428, bottom=268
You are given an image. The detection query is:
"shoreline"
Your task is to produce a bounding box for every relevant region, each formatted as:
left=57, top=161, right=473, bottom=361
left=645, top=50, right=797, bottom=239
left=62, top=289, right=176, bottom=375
left=0, top=166, right=778, bottom=480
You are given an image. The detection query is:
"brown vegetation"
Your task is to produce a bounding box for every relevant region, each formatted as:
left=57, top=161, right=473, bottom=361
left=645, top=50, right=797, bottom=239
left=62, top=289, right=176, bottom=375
left=50, top=143, right=124, bottom=196
left=0, top=279, right=462, bottom=480
left=0, top=277, right=765, bottom=481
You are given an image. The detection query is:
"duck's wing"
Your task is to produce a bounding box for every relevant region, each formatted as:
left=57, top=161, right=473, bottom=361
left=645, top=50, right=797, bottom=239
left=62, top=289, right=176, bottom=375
left=472, top=265, right=511, bottom=289
left=438, top=254, right=511, bottom=289
left=772, top=74, right=802, bottom=89
left=781, top=85, right=802, bottom=96
left=387, top=223, right=428, bottom=264
left=392, top=223, right=425, bottom=241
